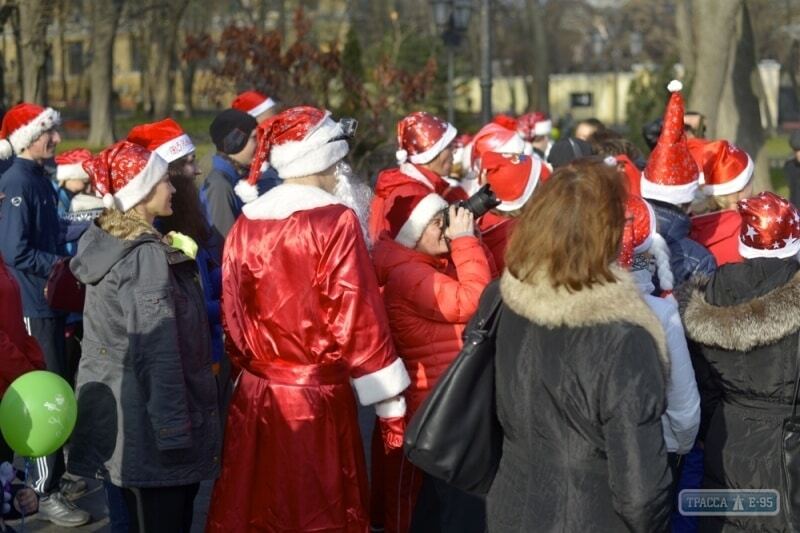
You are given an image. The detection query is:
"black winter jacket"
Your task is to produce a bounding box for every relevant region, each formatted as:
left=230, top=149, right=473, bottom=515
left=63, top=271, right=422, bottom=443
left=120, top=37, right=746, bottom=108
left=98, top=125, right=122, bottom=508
left=680, top=258, right=800, bottom=533
left=487, top=267, right=672, bottom=532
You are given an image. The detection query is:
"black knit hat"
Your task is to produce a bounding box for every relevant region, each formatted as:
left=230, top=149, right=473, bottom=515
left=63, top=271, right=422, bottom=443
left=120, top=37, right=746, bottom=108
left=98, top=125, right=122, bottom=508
left=547, top=137, right=593, bottom=168
left=209, top=109, right=257, bottom=155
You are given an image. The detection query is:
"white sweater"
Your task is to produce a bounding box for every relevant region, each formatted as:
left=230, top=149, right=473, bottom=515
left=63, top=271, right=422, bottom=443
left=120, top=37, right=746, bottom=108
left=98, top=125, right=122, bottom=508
left=633, top=270, right=701, bottom=454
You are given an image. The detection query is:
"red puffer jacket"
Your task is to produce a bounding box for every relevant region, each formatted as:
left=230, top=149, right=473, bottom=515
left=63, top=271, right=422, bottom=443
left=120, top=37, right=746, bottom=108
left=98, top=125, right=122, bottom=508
left=0, top=257, right=45, bottom=395
left=372, top=234, right=492, bottom=412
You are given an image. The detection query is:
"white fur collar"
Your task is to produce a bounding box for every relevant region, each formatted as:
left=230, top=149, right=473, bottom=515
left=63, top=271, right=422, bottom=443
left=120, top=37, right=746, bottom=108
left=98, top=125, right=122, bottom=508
left=399, top=163, right=435, bottom=190
left=241, top=183, right=343, bottom=220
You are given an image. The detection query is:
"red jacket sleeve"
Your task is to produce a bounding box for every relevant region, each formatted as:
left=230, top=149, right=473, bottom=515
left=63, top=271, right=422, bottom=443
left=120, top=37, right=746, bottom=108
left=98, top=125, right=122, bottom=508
left=0, top=331, right=45, bottom=391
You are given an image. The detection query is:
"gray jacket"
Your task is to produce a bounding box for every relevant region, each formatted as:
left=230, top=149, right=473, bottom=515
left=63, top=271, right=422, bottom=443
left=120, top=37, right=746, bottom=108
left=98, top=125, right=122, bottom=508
left=68, top=210, right=220, bottom=488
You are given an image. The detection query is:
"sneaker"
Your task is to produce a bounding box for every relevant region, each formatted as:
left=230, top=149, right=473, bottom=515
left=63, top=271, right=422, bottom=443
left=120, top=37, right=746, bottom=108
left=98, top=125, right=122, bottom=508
left=35, top=491, right=91, bottom=527
left=59, top=476, right=88, bottom=500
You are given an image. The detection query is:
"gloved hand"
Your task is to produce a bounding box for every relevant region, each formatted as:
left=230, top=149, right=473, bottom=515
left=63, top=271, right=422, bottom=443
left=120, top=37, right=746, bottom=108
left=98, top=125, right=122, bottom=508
left=378, top=416, right=406, bottom=454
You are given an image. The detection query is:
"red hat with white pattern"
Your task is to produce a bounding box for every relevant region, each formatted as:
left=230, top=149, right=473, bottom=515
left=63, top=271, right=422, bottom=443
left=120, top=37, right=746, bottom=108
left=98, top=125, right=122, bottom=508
left=516, top=111, right=552, bottom=141
left=492, top=114, right=518, bottom=131
left=615, top=154, right=642, bottom=197
left=127, top=118, right=195, bottom=163
left=481, top=152, right=548, bottom=212
left=0, top=102, right=60, bottom=159
left=386, top=192, right=448, bottom=248
left=737, top=192, right=800, bottom=259
left=246, top=106, right=349, bottom=186
left=470, top=123, right=525, bottom=172
left=395, top=111, right=457, bottom=165
left=231, top=90, right=277, bottom=118
left=55, top=148, right=92, bottom=182
left=619, top=194, right=674, bottom=292
left=688, top=139, right=753, bottom=196
left=83, top=141, right=168, bottom=212
left=641, top=80, right=701, bottom=205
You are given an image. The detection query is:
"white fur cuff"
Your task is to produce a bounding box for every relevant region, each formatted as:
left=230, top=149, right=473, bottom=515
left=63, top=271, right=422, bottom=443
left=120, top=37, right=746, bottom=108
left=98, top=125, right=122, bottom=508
left=352, top=358, right=410, bottom=406
left=374, top=396, right=407, bottom=418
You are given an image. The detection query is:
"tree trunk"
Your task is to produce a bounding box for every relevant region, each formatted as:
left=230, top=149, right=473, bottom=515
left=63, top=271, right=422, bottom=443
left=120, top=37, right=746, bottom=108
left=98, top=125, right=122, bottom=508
left=56, top=0, right=67, bottom=103
left=181, top=61, right=196, bottom=119
left=146, top=0, right=190, bottom=118
left=18, top=0, right=56, bottom=104
left=675, top=0, right=696, bottom=87
left=526, top=0, right=549, bottom=113
left=87, top=0, right=124, bottom=147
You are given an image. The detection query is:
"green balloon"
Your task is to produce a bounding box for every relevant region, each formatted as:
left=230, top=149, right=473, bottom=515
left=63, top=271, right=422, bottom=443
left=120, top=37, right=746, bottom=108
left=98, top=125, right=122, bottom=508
left=0, top=371, right=77, bottom=458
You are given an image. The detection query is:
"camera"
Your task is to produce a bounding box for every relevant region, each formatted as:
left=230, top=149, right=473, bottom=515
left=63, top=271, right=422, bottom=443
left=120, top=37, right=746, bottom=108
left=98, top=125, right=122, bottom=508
left=339, top=118, right=358, bottom=138
left=442, top=184, right=501, bottom=229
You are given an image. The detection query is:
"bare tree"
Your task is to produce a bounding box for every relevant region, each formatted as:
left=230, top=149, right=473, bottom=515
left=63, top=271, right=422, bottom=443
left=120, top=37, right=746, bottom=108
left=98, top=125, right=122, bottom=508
left=18, top=0, right=57, bottom=104
left=87, top=0, right=125, bottom=146
left=524, top=0, right=549, bottom=113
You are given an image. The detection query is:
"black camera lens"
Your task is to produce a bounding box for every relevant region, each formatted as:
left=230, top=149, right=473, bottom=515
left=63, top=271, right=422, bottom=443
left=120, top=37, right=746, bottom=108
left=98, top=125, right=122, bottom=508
left=442, top=184, right=501, bottom=229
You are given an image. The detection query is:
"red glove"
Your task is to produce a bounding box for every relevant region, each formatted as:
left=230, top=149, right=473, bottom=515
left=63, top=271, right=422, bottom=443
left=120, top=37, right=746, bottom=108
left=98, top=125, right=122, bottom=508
left=378, top=416, right=406, bottom=454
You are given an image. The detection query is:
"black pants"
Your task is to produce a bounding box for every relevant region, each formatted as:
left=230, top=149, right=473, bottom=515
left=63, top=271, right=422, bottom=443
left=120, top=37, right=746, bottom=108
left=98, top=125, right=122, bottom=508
left=410, top=474, right=487, bottom=533
left=23, top=316, right=67, bottom=495
left=121, top=483, right=200, bottom=533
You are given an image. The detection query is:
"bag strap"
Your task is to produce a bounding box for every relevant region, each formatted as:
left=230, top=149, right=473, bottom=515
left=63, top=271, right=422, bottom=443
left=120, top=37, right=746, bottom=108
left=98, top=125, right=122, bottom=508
left=475, top=282, right=504, bottom=337
left=792, top=329, right=800, bottom=417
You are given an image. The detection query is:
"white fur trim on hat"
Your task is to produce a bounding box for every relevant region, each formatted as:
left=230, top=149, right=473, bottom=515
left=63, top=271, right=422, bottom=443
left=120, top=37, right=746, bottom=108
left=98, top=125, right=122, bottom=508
left=2, top=108, right=61, bottom=160
left=234, top=179, right=260, bottom=204
left=496, top=156, right=542, bottom=212
left=270, top=112, right=349, bottom=179
left=395, top=193, right=448, bottom=248
left=739, top=235, right=800, bottom=260
left=154, top=133, right=195, bottom=163
left=408, top=123, right=457, bottom=165
left=702, top=154, right=754, bottom=197
left=56, top=162, right=89, bottom=182
left=247, top=97, right=276, bottom=118
left=640, top=174, right=699, bottom=205
left=112, top=152, right=169, bottom=212
left=533, top=119, right=552, bottom=137
left=352, top=358, right=411, bottom=406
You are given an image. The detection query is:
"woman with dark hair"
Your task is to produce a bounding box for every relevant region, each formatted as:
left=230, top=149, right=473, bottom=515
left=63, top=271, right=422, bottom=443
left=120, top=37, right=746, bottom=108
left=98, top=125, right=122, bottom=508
left=487, top=159, right=672, bottom=532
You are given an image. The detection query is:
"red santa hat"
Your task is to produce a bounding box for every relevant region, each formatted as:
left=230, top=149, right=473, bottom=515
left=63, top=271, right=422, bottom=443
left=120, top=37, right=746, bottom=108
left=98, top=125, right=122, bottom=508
left=55, top=148, right=92, bottom=182
left=470, top=123, right=525, bottom=172
left=481, top=152, right=548, bottom=212
left=641, top=80, right=701, bottom=205
left=688, top=139, right=753, bottom=196
left=231, top=90, right=277, bottom=118
left=395, top=111, right=457, bottom=165
left=737, top=192, right=800, bottom=259
left=386, top=193, right=449, bottom=248
left=246, top=106, right=349, bottom=188
left=0, top=102, right=61, bottom=159
left=619, top=194, right=674, bottom=292
left=492, top=114, right=518, bottom=131
left=615, top=154, right=642, bottom=197
left=126, top=118, right=195, bottom=164
left=516, top=111, right=552, bottom=141
left=83, top=141, right=168, bottom=212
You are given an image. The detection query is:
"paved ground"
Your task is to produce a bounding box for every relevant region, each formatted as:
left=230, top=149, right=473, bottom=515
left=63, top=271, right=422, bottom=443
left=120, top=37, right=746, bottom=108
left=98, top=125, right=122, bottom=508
left=7, top=403, right=376, bottom=532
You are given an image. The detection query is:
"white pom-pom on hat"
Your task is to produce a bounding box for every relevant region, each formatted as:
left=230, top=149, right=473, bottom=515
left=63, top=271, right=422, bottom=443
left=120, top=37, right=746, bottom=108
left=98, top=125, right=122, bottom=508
left=102, top=193, right=115, bottom=209
left=396, top=149, right=408, bottom=164
left=667, top=79, right=683, bottom=93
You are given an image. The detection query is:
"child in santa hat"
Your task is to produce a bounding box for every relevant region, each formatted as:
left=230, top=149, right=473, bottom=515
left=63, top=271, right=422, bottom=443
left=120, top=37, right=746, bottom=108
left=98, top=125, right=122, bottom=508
left=679, top=191, right=800, bottom=533
left=370, top=192, right=491, bottom=533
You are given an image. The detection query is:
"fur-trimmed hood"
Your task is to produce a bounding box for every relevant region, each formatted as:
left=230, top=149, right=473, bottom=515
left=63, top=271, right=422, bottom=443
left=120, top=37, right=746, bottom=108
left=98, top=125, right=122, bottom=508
left=499, top=266, right=669, bottom=377
left=678, top=271, right=800, bottom=351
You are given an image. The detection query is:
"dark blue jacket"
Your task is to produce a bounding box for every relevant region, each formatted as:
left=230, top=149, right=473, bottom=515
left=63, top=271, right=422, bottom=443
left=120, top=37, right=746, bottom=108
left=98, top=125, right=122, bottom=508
left=651, top=200, right=717, bottom=284
left=196, top=245, right=223, bottom=364
left=0, top=158, right=65, bottom=317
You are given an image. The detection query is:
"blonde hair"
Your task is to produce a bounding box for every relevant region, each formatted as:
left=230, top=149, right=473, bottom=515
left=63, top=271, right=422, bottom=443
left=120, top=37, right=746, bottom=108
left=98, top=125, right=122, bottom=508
left=97, top=208, right=160, bottom=241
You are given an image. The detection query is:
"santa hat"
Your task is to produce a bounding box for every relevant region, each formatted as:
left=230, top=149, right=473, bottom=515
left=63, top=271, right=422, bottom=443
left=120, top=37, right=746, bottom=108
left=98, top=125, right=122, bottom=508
left=470, top=123, right=525, bottom=172
left=231, top=90, right=277, bottom=118
left=688, top=139, right=753, bottom=196
left=641, top=80, right=701, bottom=205
left=492, top=114, right=518, bottom=131
left=386, top=193, right=448, bottom=248
left=0, top=102, right=61, bottom=159
left=516, top=111, right=552, bottom=141
left=619, top=194, right=674, bottom=293
left=127, top=118, right=195, bottom=164
left=395, top=112, right=457, bottom=165
left=737, top=192, right=800, bottom=259
left=55, top=148, right=92, bottom=182
left=83, top=141, right=168, bottom=212
left=245, top=106, right=349, bottom=191
left=481, top=152, right=548, bottom=212
left=615, top=154, right=643, bottom=196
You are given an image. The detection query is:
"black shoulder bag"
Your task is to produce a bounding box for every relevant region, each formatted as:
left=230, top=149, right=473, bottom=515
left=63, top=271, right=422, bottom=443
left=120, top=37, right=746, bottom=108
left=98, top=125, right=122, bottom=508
left=404, top=282, right=504, bottom=495
left=782, top=333, right=800, bottom=529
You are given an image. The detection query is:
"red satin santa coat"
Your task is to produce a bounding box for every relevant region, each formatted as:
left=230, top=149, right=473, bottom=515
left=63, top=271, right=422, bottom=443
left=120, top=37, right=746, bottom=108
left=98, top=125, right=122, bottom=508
left=478, top=212, right=517, bottom=274
left=690, top=209, right=743, bottom=266
left=206, top=184, right=409, bottom=533
left=368, top=163, right=467, bottom=242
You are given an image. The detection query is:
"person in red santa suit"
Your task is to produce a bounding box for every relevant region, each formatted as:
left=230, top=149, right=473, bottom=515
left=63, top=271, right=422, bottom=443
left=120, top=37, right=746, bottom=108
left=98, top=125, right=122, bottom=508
left=461, top=121, right=527, bottom=196
left=368, top=111, right=466, bottom=242
left=688, top=139, right=755, bottom=266
left=206, top=106, right=410, bottom=533
left=370, top=192, right=491, bottom=533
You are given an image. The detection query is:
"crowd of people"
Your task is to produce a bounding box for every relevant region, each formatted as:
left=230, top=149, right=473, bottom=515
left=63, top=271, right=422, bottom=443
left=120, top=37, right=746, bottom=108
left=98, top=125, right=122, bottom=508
left=0, top=76, right=798, bottom=533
